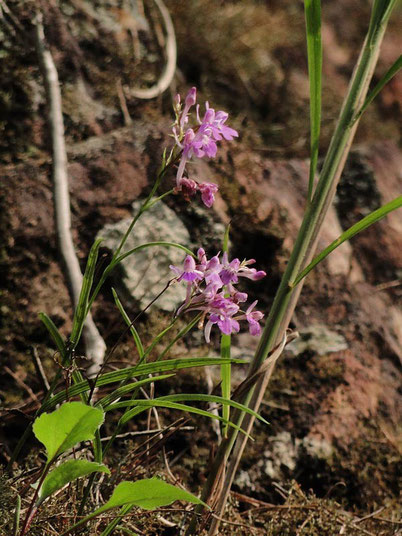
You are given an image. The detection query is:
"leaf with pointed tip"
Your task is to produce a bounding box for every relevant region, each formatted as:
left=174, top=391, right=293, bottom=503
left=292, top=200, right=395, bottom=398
left=37, top=460, right=110, bottom=505
left=59, top=478, right=207, bottom=536
left=97, top=478, right=205, bottom=513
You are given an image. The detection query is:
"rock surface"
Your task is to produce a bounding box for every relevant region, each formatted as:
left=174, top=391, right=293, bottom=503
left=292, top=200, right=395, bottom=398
left=98, top=200, right=192, bottom=311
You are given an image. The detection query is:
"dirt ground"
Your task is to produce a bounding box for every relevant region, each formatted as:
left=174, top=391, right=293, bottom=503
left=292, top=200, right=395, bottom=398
left=0, top=1, right=401, bottom=534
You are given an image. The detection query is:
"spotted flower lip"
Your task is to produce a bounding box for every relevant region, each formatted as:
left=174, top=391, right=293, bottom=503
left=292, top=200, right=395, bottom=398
left=170, top=249, right=266, bottom=342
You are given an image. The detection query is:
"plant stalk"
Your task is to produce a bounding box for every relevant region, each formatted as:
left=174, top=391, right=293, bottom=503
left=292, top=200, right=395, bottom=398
left=186, top=2, right=395, bottom=533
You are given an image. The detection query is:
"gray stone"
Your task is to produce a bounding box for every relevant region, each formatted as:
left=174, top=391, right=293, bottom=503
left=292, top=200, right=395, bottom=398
left=299, top=436, right=333, bottom=460
left=261, top=431, right=298, bottom=480
left=260, top=432, right=334, bottom=481
left=287, top=323, right=348, bottom=357
left=235, top=470, right=256, bottom=492
left=97, top=200, right=192, bottom=311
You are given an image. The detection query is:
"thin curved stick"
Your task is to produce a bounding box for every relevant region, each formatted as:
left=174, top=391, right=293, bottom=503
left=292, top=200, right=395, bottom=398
left=35, top=15, right=106, bottom=376
left=129, top=0, right=177, bottom=99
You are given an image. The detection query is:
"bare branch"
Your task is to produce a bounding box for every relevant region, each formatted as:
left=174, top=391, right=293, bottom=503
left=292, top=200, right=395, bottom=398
left=128, top=0, right=177, bottom=100
left=35, top=14, right=106, bottom=376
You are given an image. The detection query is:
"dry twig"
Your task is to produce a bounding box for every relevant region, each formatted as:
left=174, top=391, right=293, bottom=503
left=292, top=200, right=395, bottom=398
left=128, top=0, right=176, bottom=99
left=34, top=14, right=106, bottom=376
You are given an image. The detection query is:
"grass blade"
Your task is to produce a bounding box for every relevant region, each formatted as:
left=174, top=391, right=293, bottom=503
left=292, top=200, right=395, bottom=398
left=304, top=0, right=322, bottom=201
left=108, top=394, right=269, bottom=425
left=221, top=225, right=232, bottom=436
left=220, top=334, right=231, bottom=437
left=293, top=196, right=402, bottom=285
left=39, top=313, right=67, bottom=361
left=117, top=400, right=254, bottom=439
left=71, top=238, right=103, bottom=345
left=115, top=241, right=195, bottom=265
left=95, top=374, right=174, bottom=408
left=353, top=55, right=402, bottom=123
left=112, top=288, right=144, bottom=359
left=41, top=357, right=246, bottom=410
left=157, top=313, right=201, bottom=361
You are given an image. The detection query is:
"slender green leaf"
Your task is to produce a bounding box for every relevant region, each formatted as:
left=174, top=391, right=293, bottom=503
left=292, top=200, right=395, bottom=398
left=220, top=227, right=232, bottom=435
left=304, top=0, right=322, bottom=201
left=142, top=320, right=177, bottom=360
left=41, top=357, right=246, bottom=411
left=95, top=374, right=174, bottom=409
left=114, top=399, right=254, bottom=437
left=157, top=313, right=201, bottom=361
left=71, top=238, right=103, bottom=345
left=223, top=224, right=231, bottom=252
left=109, top=394, right=269, bottom=425
left=116, top=401, right=254, bottom=439
left=33, top=402, right=105, bottom=460
left=112, top=289, right=144, bottom=359
left=293, top=196, right=402, bottom=285
left=220, top=334, right=231, bottom=437
left=37, top=460, right=110, bottom=505
left=353, top=55, right=402, bottom=123
left=368, top=0, right=399, bottom=37
left=39, top=313, right=67, bottom=361
left=115, top=242, right=195, bottom=265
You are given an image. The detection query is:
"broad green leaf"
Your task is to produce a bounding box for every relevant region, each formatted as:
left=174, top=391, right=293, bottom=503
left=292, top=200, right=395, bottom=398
left=293, top=196, right=402, bottom=285
left=71, top=238, right=103, bottom=346
left=353, top=55, right=402, bottom=123
left=59, top=479, right=206, bottom=535
left=33, top=402, right=105, bottom=461
left=42, top=357, right=246, bottom=411
left=112, top=289, right=144, bottom=359
left=304, top=0, right=322, bottom=201
left=39, top=313, right=67, bottom=361
left=96, top=479, right=205, bottom=512
left=37, top=460, right=110, bottom=505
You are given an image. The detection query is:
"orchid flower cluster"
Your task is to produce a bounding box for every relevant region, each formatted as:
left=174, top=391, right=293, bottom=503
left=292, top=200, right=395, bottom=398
left=170, top=249, right=266, bottom=343
left=172, top=87, right=238, bottom=208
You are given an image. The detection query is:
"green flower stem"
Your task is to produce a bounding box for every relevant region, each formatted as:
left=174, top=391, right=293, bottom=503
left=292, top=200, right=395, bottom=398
left=186, top=2, right=396, bottom=533
left=85, top=153, right=179, bottom=317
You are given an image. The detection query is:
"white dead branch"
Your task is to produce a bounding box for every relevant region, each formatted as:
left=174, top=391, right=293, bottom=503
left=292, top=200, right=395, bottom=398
left=35, top=15, right=106, bottom=376
left=129, top=0, right=177, bottom=99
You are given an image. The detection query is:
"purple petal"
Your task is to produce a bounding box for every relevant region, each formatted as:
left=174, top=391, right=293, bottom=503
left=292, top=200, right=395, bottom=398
left=248, top=319, right=261, bottom=336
